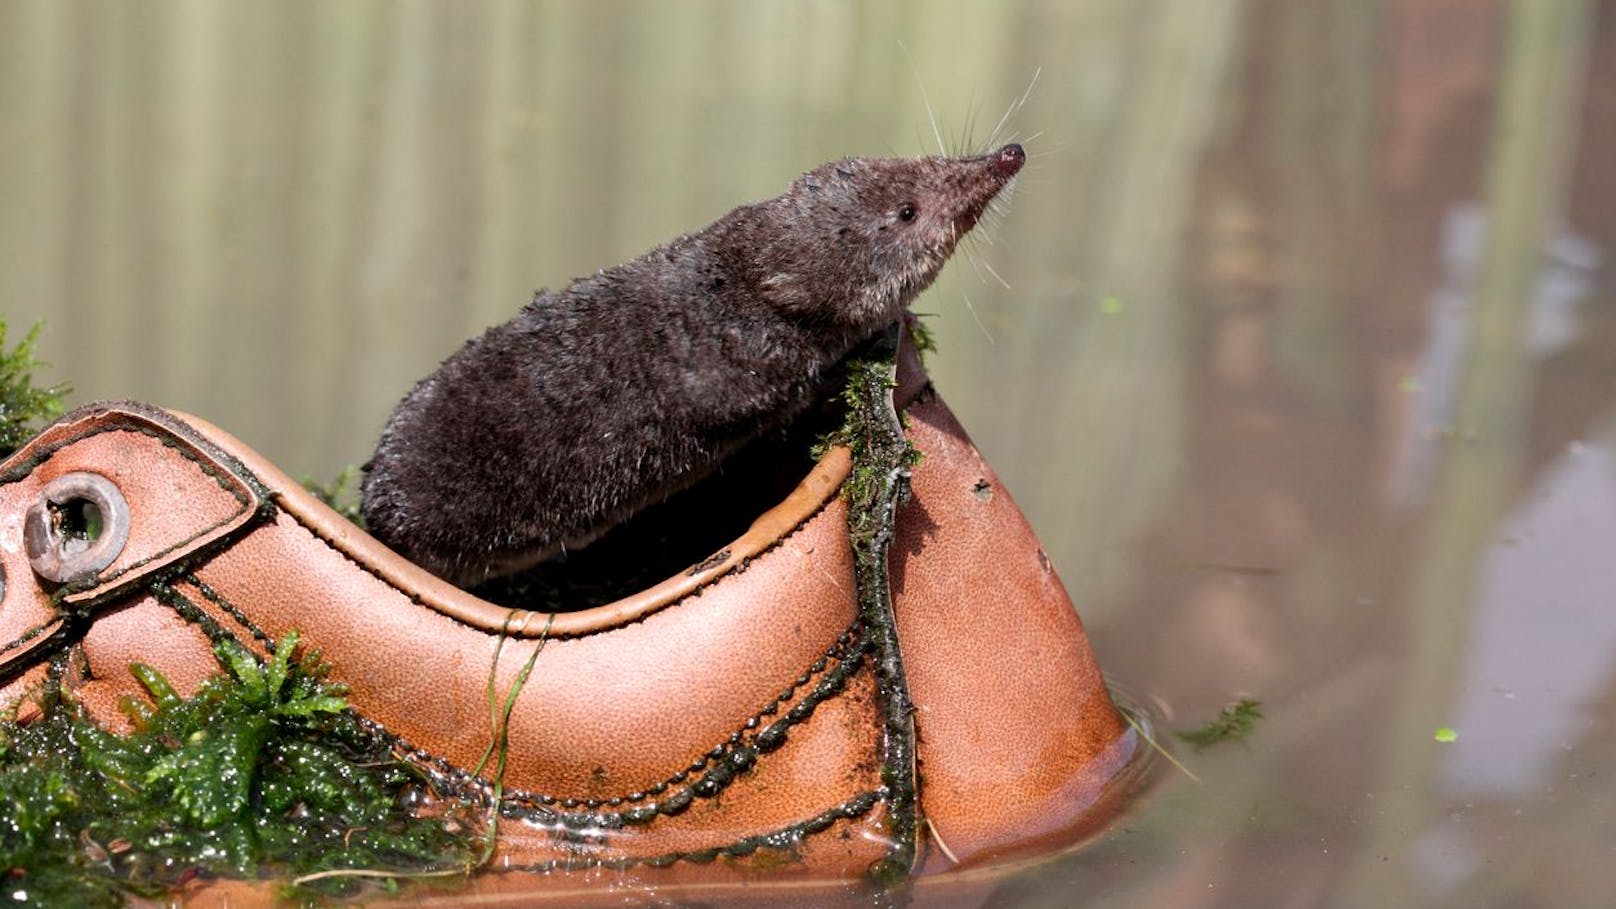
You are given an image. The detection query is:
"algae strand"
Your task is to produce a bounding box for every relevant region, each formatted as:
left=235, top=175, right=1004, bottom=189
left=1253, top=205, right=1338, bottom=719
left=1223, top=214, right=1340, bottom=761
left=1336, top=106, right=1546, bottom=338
left=826, top=325, right=923, bottom=889
left=1174, top=698, right=1264, bottom=752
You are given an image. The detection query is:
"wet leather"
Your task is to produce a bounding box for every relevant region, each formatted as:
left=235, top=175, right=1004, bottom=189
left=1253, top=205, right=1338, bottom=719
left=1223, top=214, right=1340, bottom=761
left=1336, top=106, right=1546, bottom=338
left=0, top=340, right=1132, bottom=881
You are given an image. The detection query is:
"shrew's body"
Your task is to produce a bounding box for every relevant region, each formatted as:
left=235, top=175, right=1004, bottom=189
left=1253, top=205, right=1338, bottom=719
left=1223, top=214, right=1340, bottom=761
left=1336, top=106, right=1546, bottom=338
left=362, top=145, right=1025, bottom=585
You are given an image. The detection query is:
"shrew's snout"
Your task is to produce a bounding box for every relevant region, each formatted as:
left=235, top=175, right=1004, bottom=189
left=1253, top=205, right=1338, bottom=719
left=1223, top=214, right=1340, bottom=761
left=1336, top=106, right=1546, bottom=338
left=949, top=144, right=1023, bottom=234
left=990, top=143, right=1025, bottom=181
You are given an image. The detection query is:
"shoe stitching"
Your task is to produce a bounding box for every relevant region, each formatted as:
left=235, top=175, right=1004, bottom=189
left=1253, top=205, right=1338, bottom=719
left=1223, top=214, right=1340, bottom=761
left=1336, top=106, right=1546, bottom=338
left=111, top=583, right=889, bottom=872
left=0, top=620, right=57, bottom=659
left=162, top=573, right=871, bottom=831
left=2, top=414, right=271, bottom=608
left=499, top=788, right=884, bottom=873
left=495, top=626, right=868, bottom=819
left=179, top=573, right=278, bottom=652
left=280, top=467, right=845, bottom=640
left=10, top=403, right=856, bottom=639
left=0, top=618, right=72, bottom=687
left=148, top=579, right=240, bottom=648
left=364, top=624, right=867, bottom=830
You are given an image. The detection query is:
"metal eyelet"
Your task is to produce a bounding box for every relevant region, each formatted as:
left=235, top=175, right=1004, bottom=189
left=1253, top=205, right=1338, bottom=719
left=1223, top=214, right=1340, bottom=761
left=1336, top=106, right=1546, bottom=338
left=23, top=472, right=131, bottom=585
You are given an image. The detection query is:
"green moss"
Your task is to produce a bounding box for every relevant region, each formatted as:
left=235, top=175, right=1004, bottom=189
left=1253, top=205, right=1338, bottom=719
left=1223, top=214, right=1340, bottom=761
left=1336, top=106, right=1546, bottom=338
left=0, top=633, right=479, bottom=907
left=813, top=353, right=920, bottom=542
left=0, top=320, right=69, bottom=459
left=1174, top=698, right=1264, bottom=752
left=818, top=327, right=922, bottom=887
left=301, top=465, right=367, bottom=528
left=904, top=317, right=937, bottom=364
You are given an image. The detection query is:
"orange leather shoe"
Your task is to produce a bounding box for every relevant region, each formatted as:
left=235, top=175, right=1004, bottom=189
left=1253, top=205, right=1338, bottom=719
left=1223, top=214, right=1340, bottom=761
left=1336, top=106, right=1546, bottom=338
left=0, top=336, right=1136, bottom=902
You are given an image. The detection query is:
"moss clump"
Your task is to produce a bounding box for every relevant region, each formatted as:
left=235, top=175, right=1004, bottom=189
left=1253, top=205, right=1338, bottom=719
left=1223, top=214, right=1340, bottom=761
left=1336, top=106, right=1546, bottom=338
left=904, top=317, right=937, bottom=364
left=302, top=465, right=367, bottom=528
left=1174, top=698, right=1264, bottom=752
left=813, top=355, right=920, bottom=542
left=0, top=633, right=479, bottom=907
left=0, top=320, right=69, bottom=459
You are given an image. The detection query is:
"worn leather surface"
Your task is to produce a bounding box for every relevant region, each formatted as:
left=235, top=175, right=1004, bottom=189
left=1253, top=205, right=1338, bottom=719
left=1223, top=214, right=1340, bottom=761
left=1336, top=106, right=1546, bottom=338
left=897, top=395, right=1135, bottom=867
left=0, top=338, right=1132, bottom=891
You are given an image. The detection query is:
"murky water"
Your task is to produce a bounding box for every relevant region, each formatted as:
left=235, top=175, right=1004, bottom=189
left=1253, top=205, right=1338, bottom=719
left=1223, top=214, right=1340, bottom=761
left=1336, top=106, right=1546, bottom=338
left=3, top=1, right=1615, bottom=906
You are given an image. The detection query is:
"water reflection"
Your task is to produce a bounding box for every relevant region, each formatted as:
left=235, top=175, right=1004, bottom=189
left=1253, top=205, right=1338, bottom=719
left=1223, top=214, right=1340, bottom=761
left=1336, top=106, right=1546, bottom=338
left=1449, top=436, right=1616, bottom=794
left=2, top=0, right=1614, bottom=906
left=1392, top=203, right=1603, bottom=506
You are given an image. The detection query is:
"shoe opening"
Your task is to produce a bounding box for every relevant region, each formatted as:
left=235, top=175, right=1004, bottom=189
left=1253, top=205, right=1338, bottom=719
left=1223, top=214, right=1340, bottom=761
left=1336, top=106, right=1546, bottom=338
left=469, top=391, right=848, bottom=613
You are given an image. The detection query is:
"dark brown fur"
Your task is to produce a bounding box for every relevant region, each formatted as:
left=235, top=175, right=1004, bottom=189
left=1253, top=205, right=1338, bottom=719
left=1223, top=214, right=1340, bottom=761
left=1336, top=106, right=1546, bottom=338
left=361, top=145, right=1024, bottom=585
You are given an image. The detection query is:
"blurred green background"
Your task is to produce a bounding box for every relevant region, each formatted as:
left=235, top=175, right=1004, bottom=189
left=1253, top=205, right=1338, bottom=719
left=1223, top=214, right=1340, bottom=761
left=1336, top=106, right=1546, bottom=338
left=3, top=1, right=1615, bottom=906
left=0, top=0, right=1222, bottom=611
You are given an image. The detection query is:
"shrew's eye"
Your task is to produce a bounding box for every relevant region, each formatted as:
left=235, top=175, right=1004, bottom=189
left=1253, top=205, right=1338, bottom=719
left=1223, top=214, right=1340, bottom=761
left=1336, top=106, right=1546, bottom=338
left=898, top=203, right=917, bottom=222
